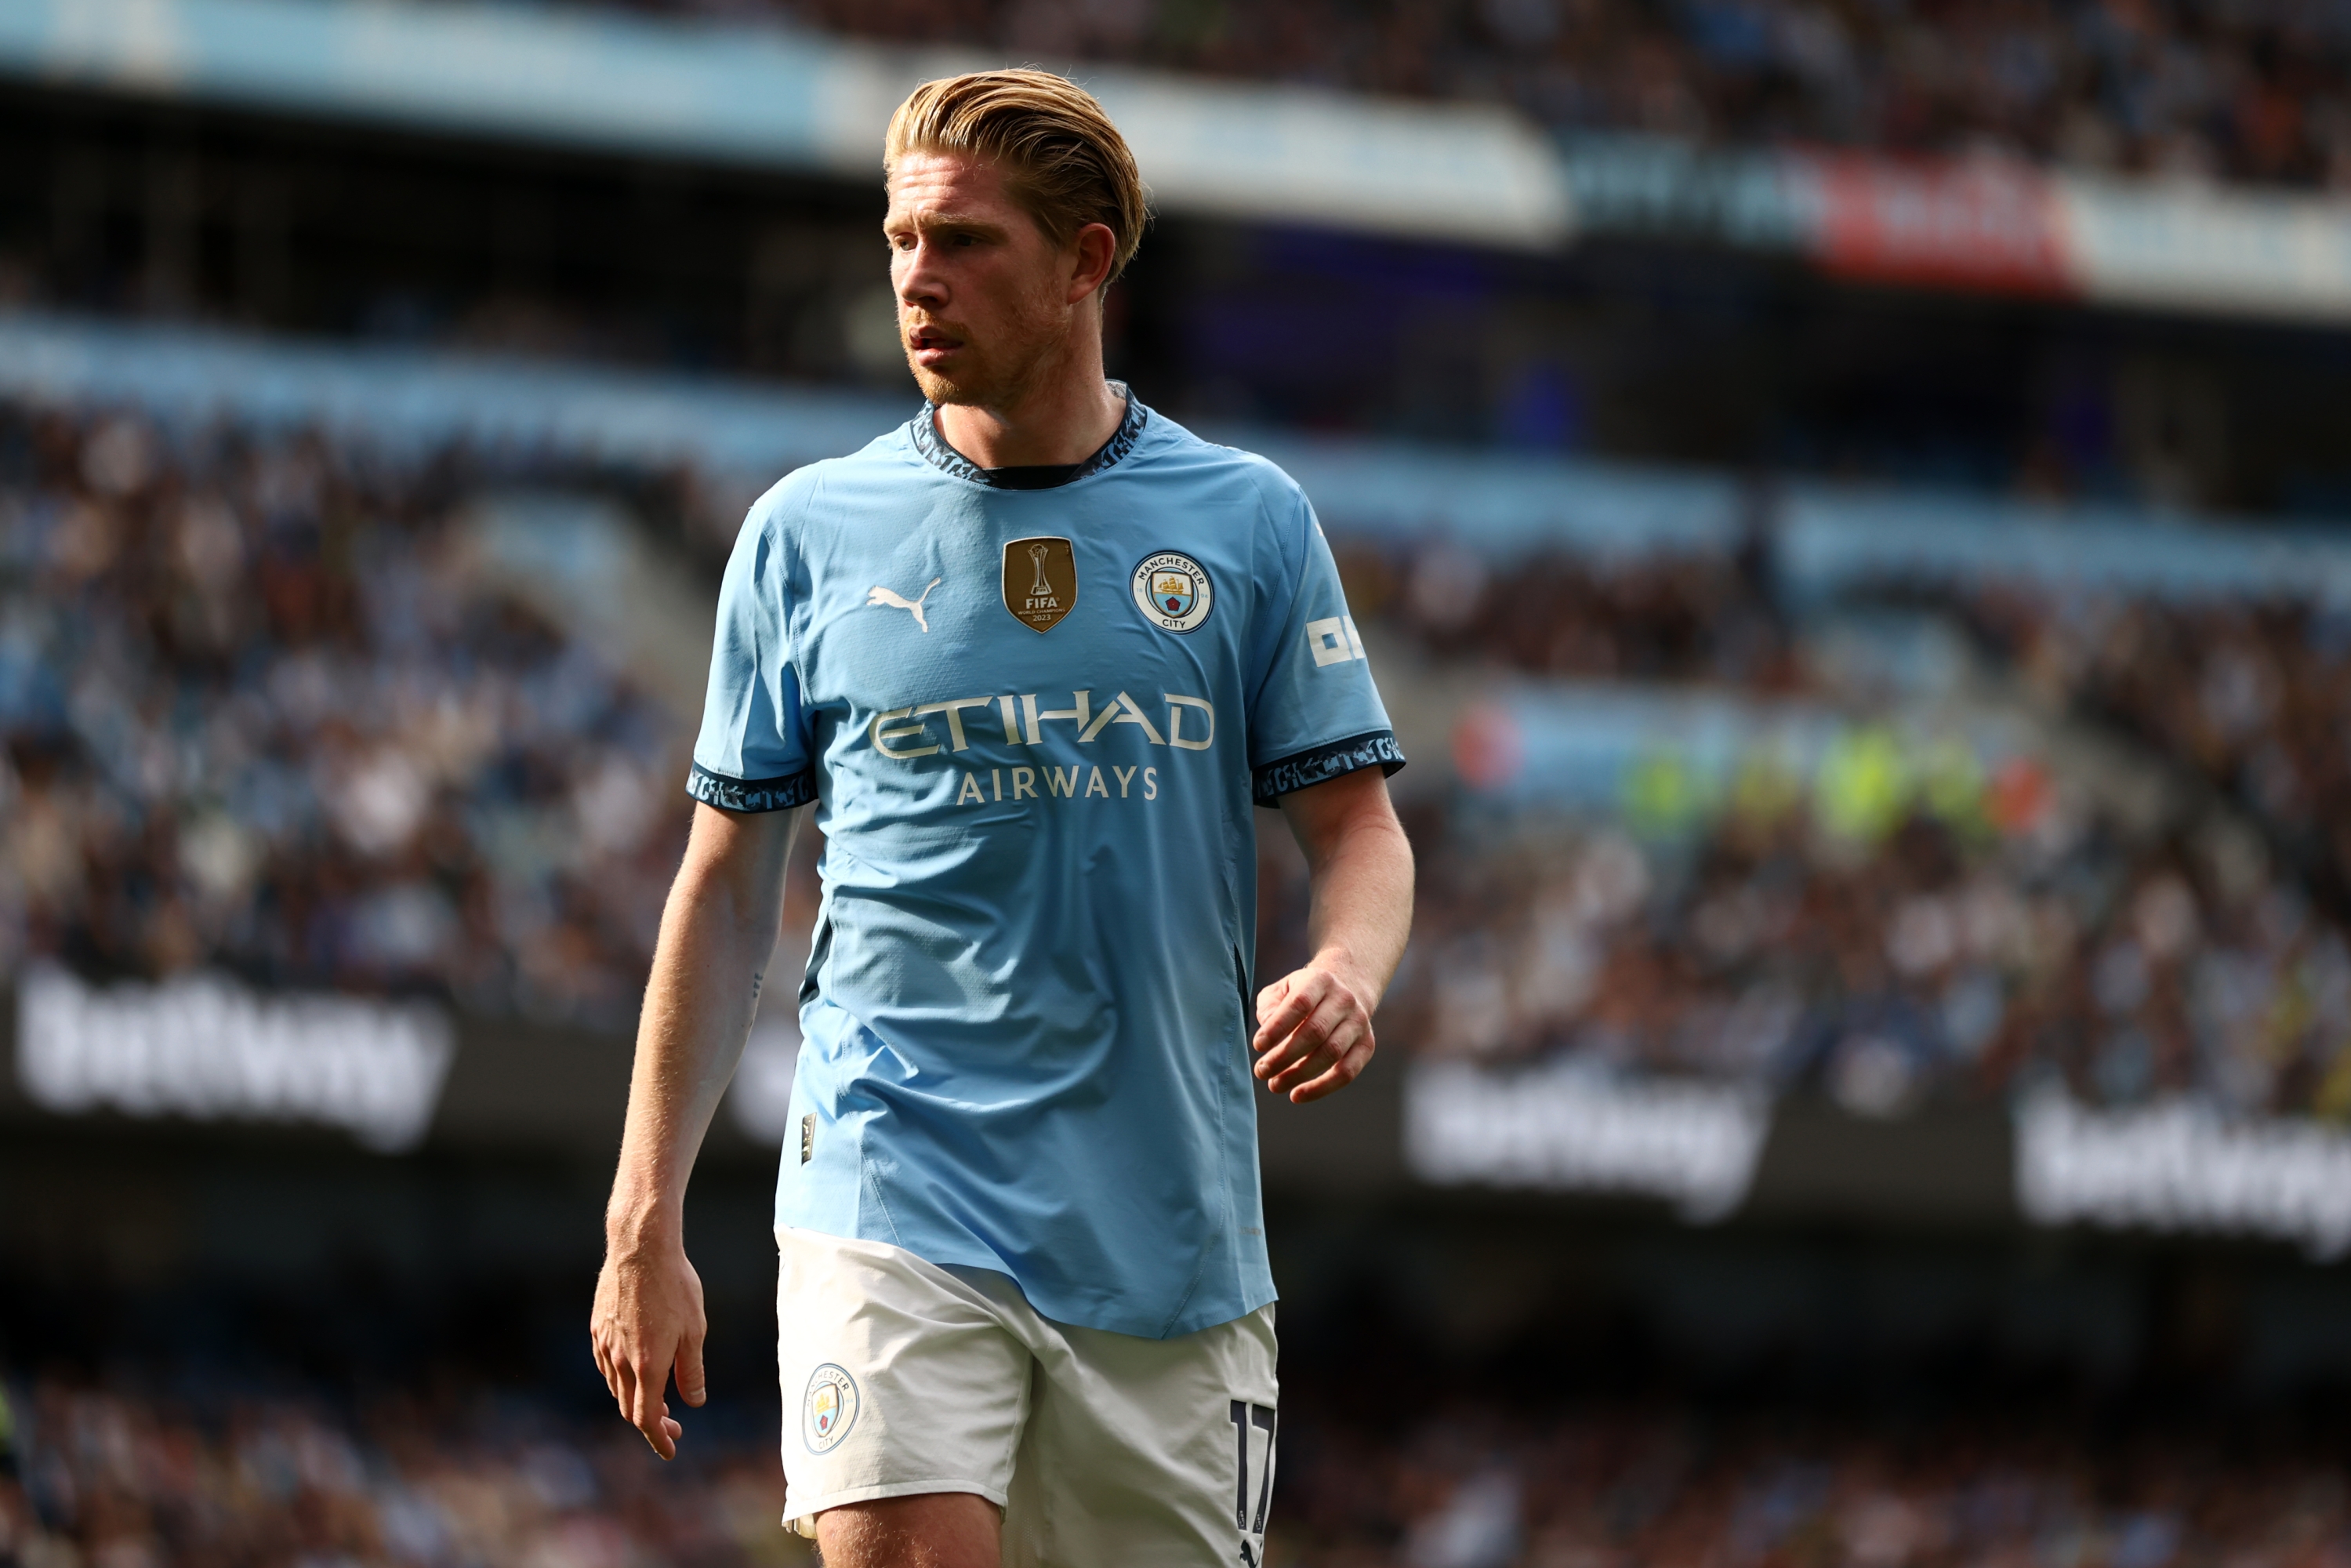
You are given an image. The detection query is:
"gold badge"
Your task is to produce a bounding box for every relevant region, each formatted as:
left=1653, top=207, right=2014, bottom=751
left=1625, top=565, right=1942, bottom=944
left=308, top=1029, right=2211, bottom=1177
left=1003, top=536, right=1077, bottom=633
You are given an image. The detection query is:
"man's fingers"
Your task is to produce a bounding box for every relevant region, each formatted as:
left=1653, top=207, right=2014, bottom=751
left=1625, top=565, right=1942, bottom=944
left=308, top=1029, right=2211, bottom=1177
left=1262, top=986, right=1375, bottom=1095
left=630, top=1362, right=678, bottom=1460
left=675, top=1330, right=709, bottom=1409
left=1265, top=1007, right=1364, bottom=1094
left=593, top=1247, right=709, bottom=1460
left=1256, top=987, right=1354, bottom=1081
left=643, top=1403, right=678, bottom=1460
left=1250, top=956, right=1381, bottom=1097
left=640, top=1415, right=682, bottom=1460
left=1286, top=1033, right=1377, bottom=1103
left=1254, top=975, right=1293, bottom=1022
left=1251, top=979, right=1321, bottom=1054
left=613, top=1352, right=639, bottom=1414
left=1253, top=975, right=1338, bottom=1064
left=628, top=1356, right=668, bottom=1432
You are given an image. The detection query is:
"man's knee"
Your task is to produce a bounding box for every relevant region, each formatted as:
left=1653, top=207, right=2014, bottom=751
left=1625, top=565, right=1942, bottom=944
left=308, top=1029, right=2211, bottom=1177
left=813, top=1490, right=1001, bottom=1568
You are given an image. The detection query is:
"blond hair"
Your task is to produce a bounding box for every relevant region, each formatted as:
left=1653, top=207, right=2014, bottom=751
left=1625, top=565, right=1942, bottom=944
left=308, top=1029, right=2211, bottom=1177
left=884, top=70, right=1149, bottom=282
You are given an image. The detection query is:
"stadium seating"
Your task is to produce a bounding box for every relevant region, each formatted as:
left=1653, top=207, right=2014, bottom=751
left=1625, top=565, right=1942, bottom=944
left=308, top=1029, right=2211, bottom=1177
left=8, top=1359, right=2349, bottom=1568
left=11, top=347, right=2351, bottom=1125
left=1348, top=527, right=2351, bottom=1127
left=789, top=0, right=2351, bottom=192
left=0, top=401, right=696, bottom=1028
left=0, top=1372, right=798, bottom=1568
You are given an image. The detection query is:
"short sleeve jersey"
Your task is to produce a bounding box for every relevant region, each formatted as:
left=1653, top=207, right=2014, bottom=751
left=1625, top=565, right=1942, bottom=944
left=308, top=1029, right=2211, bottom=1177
left=690, top=390, right=1401, bottom=1339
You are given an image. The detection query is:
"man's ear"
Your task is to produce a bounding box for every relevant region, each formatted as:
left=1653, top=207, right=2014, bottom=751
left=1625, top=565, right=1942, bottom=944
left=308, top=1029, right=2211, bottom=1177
left=1068, top=222, right=1119, bottom=305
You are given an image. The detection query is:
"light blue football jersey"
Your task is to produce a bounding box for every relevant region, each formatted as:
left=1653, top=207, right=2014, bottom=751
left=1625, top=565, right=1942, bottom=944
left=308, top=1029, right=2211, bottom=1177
left=689, top=390, right=1402, bottom=1339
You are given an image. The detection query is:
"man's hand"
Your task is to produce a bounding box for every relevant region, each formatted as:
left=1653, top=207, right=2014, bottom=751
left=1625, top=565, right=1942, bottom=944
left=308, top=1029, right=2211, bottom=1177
left=590, top=1234, right=708, bottom=1460
left=1258, top=766, right=1415, bottom=1105
left=1253, top=960, right=1377, bottom=1102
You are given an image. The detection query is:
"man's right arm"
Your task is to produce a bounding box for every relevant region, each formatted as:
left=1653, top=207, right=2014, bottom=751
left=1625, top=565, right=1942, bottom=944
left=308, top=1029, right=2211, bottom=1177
left=591, top=800, right=800, bottom=1458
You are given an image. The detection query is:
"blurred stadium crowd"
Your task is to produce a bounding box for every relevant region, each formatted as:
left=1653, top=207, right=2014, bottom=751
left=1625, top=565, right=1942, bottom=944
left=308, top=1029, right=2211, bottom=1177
left=768, top=0, right=2351, bottom=190
left=8, top=1366, right=2351, bottom=1568
left=1352, top=535, right=2351, bottom=1121
left=0, top=402, right=695, bottom=1029
left=12, top=395, right=2351, bottom=1123
left=0, top=1374, right=798, bottom=1568
left=1277, top=1382, right=2351, bottom=1568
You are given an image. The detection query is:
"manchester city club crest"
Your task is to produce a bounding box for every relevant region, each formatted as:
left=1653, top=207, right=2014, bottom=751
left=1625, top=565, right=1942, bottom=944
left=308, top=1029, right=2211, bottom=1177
left=802, top=1363, right=861, bottom=1454
left=1130, top=550, right=1214, bottom=633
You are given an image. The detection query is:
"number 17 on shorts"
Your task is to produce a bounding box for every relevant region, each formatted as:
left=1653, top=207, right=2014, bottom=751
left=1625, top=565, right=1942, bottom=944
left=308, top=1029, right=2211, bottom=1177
left=1229, top=1399, right=1276, bottom=1565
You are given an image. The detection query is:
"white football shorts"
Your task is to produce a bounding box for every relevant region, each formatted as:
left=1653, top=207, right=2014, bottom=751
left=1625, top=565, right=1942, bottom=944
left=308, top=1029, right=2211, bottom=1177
left=775, top=1226, right=1280, bottom=1566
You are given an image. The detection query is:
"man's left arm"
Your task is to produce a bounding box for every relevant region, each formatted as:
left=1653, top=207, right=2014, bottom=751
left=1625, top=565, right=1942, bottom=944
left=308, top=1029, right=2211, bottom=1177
left=1251, top=766, right=1416, bottom=1102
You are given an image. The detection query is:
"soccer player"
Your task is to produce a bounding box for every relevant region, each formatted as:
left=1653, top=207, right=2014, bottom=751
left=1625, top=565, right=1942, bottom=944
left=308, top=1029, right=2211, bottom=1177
left=591, top=70, right=1413, bottom=1567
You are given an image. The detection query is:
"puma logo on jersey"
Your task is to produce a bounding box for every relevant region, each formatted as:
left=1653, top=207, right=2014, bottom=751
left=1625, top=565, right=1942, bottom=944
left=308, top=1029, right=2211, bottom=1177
left=867, top=578, right=941, bottom=633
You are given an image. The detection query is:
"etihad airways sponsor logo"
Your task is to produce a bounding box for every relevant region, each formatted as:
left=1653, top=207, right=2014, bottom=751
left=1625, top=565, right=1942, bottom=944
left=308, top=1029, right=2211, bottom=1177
left=867, top=690, right=1214, bottom=760
left=954, top=763, right=1160, bottom=804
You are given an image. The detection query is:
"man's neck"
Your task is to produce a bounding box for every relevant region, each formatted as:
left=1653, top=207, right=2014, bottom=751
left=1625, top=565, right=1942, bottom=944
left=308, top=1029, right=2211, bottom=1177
left=934, top=351, right=1126, bottom=470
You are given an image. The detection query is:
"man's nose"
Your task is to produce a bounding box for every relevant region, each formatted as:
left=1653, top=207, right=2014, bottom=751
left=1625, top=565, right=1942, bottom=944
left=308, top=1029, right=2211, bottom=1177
left=897, top=241, right=947, bottom=307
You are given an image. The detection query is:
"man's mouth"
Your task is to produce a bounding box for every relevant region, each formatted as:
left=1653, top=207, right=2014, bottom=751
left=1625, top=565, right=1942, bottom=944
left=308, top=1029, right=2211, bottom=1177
left=905, top=323, right=964, bottom=362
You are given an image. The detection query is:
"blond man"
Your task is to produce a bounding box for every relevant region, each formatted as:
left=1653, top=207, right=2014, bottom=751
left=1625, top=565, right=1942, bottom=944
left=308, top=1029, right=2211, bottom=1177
left=592, top=71, right=1413, bottom=1567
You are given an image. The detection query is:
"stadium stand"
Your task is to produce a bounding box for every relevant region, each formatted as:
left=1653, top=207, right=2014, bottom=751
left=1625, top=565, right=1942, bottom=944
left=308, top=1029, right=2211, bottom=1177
left=9, top=311, right=2351, bottom=1127
left=1278, top=1389, right=2351, bottom=1568
left=0, top=398, right=698, bottom=1028
left=9, top=1355, right=2351, bottom=1568
left=1310, top=526, right=2351, bottom=1124
left=766, top=0, right=2351, bottom=191
left=0, top=1370, right=799, bottom=1568
left=767, top=0, right=2351, bottom=192
left=14, top=0, right=2351, bottom=344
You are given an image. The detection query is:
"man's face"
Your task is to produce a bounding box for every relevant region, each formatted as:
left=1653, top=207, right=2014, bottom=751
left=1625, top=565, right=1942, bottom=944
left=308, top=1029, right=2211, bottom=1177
left=885, top=152, right=1081, bottom=409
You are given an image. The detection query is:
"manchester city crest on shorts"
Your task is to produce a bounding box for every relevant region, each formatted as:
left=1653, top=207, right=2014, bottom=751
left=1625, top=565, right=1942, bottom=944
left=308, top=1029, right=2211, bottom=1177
left=1131, top=550, right=1214, bottom=633
left=802, top=1363, right=860, bottom=1454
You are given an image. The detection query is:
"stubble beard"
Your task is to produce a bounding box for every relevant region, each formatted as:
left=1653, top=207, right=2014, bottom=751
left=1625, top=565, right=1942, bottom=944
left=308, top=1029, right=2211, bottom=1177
left=902, top=290, right=1071, bottom=412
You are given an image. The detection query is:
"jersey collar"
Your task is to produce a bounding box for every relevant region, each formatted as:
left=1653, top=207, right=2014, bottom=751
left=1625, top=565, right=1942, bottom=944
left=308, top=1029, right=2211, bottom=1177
left=910, top=382, right=1148, bottom=488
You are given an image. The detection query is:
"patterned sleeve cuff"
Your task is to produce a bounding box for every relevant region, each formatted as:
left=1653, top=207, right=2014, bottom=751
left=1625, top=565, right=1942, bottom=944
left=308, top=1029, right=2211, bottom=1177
left=687, top=762, right=818, bottom=814
left=1250, top=730, right=1406, bottom=807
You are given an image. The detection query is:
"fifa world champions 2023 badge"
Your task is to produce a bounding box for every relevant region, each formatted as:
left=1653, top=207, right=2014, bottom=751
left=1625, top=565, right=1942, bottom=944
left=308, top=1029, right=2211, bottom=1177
left=1131, top=550, right=1214, bottom=633
left=803, top=1363, right=861, bottom=1454
left=1004, top=536, right=1077, bottom=632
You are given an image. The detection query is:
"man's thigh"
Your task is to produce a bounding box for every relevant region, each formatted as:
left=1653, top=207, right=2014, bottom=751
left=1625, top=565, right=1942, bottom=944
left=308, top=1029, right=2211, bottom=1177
left=813, top=1492, right=1000, bottom=1568
left=1003, top=1302, right=1280, bottom=1568
left=775, top=1228, right=1032, bottom=1535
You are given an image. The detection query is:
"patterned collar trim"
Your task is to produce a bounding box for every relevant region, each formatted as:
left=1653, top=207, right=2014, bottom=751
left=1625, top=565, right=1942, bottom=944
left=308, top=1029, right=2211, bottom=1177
left=909, top=381, right=1148, bottom=488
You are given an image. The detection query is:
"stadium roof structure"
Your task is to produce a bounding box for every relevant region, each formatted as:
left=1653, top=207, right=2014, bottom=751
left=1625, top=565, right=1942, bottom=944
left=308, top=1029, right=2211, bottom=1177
left=0, top=0, right=1569, bottom=249
left=10, top=0, right=2351, bottom=321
